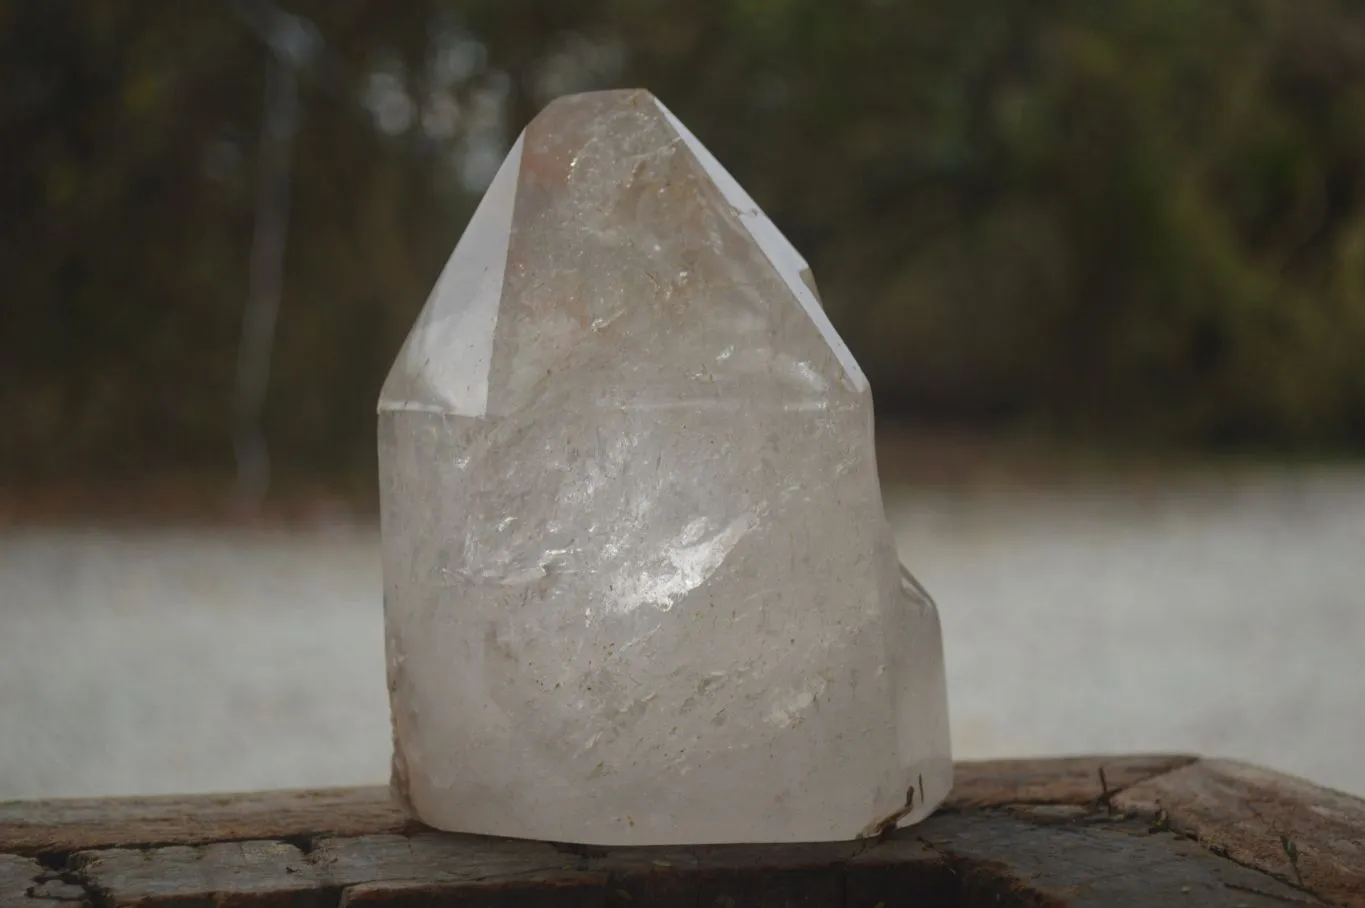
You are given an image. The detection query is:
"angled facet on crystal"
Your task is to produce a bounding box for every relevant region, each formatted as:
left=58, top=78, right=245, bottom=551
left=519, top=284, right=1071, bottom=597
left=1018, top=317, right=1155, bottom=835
left=378, top=89, right=951, bottom=846
left=380, top=135, right=523, bottom=416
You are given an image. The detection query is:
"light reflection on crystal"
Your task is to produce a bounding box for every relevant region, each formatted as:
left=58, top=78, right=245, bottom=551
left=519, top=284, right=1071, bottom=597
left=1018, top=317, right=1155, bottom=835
left=378, top=89, right=951, bottom=846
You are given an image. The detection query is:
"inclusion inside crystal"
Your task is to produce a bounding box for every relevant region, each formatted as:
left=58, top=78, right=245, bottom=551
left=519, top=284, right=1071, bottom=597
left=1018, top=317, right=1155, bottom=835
left=377, top=89, right=951, bottom=846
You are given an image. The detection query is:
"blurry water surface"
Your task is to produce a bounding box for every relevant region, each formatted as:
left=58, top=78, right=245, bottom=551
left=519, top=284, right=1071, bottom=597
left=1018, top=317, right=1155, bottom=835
left=2, top=465, right=1363, bottom=800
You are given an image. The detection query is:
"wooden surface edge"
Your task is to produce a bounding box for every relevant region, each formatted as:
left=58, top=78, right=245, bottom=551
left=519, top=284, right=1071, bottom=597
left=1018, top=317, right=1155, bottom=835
left=0, top=755, right=1196, bottom=856
left=943, top=753, right=1198, bottom=810
left=9, top=811, right=1326, bottom=908
left=4, top=756, right=1362, bottom=908
left=0, top=785, right=408, bottom=856
left=1115, top=757, right=1365, bottom=908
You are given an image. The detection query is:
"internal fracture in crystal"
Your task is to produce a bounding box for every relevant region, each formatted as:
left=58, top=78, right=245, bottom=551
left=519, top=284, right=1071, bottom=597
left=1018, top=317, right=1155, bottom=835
left=378, top=89, right=951, bottom=846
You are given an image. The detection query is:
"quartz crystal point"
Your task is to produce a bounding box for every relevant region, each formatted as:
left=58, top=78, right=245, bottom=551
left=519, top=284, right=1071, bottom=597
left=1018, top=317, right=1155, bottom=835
left=377, top=89, right=951, bottom=846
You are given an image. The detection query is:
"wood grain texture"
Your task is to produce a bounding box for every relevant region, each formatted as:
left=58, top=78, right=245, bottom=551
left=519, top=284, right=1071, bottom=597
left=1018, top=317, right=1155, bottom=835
left=0, top=787, right=405, bottom=856
left=921, top=811, right=1321, bottom=907
left=311, top=832, right=577, bottom=883
left=0, top=756, right=1195, bottom=856
left=945, top=754, right=1198, bottom=809
left=4, top=756, right=1363, bottom=906
left=1115, top=758, right=1365, bottom=908
left=73, top=836, right=608, bottom=908
left=73, top=841, right=324, bottom=908
left=0, top=854, right=88, bottom=908
left=58, top=814, right=1326, bottom=908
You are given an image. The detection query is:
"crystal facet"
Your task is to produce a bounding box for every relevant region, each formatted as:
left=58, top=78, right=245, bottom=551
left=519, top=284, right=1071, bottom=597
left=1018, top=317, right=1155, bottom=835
left=378, top=89, right=951, bottom=846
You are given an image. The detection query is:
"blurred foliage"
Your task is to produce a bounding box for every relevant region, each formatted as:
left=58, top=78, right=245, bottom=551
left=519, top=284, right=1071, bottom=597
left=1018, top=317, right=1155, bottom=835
left=4, top=0, right=1365, bottom=482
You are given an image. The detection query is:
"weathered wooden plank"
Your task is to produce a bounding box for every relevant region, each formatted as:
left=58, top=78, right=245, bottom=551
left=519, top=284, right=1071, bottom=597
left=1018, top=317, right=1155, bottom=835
left=945, top=754, right=1197, bottom=809
left=1115, top=758, right=1365, bottom=908
left=62, top=813, right=1339, bottom=908
left=0, top=787, right=405, bottom=856
left=72, top=841, right=324, bottom=908
left=0, top=757, right=1195, bottom=856
left=73, top=835, right=607, bottom=908
left=919, top=811, right=1323, bottom=907
left=312, top=832, right=577, bottom=883
left=7, top=756, right=1364, bottom=906
left=0, top=854, right=87, bottom=908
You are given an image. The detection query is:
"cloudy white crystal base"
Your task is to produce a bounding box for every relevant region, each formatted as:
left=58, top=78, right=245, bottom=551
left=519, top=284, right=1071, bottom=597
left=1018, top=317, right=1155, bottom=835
left=377, top=89, right=952, bottom=846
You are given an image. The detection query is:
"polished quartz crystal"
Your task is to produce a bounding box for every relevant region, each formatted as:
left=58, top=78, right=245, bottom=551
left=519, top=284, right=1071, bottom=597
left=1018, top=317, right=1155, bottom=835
left=377, top=89, right=951, bottom=846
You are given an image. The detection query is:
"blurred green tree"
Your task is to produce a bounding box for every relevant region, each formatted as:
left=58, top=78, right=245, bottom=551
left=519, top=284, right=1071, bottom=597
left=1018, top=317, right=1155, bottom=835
left=3, top=0, right=1364, bottom=486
